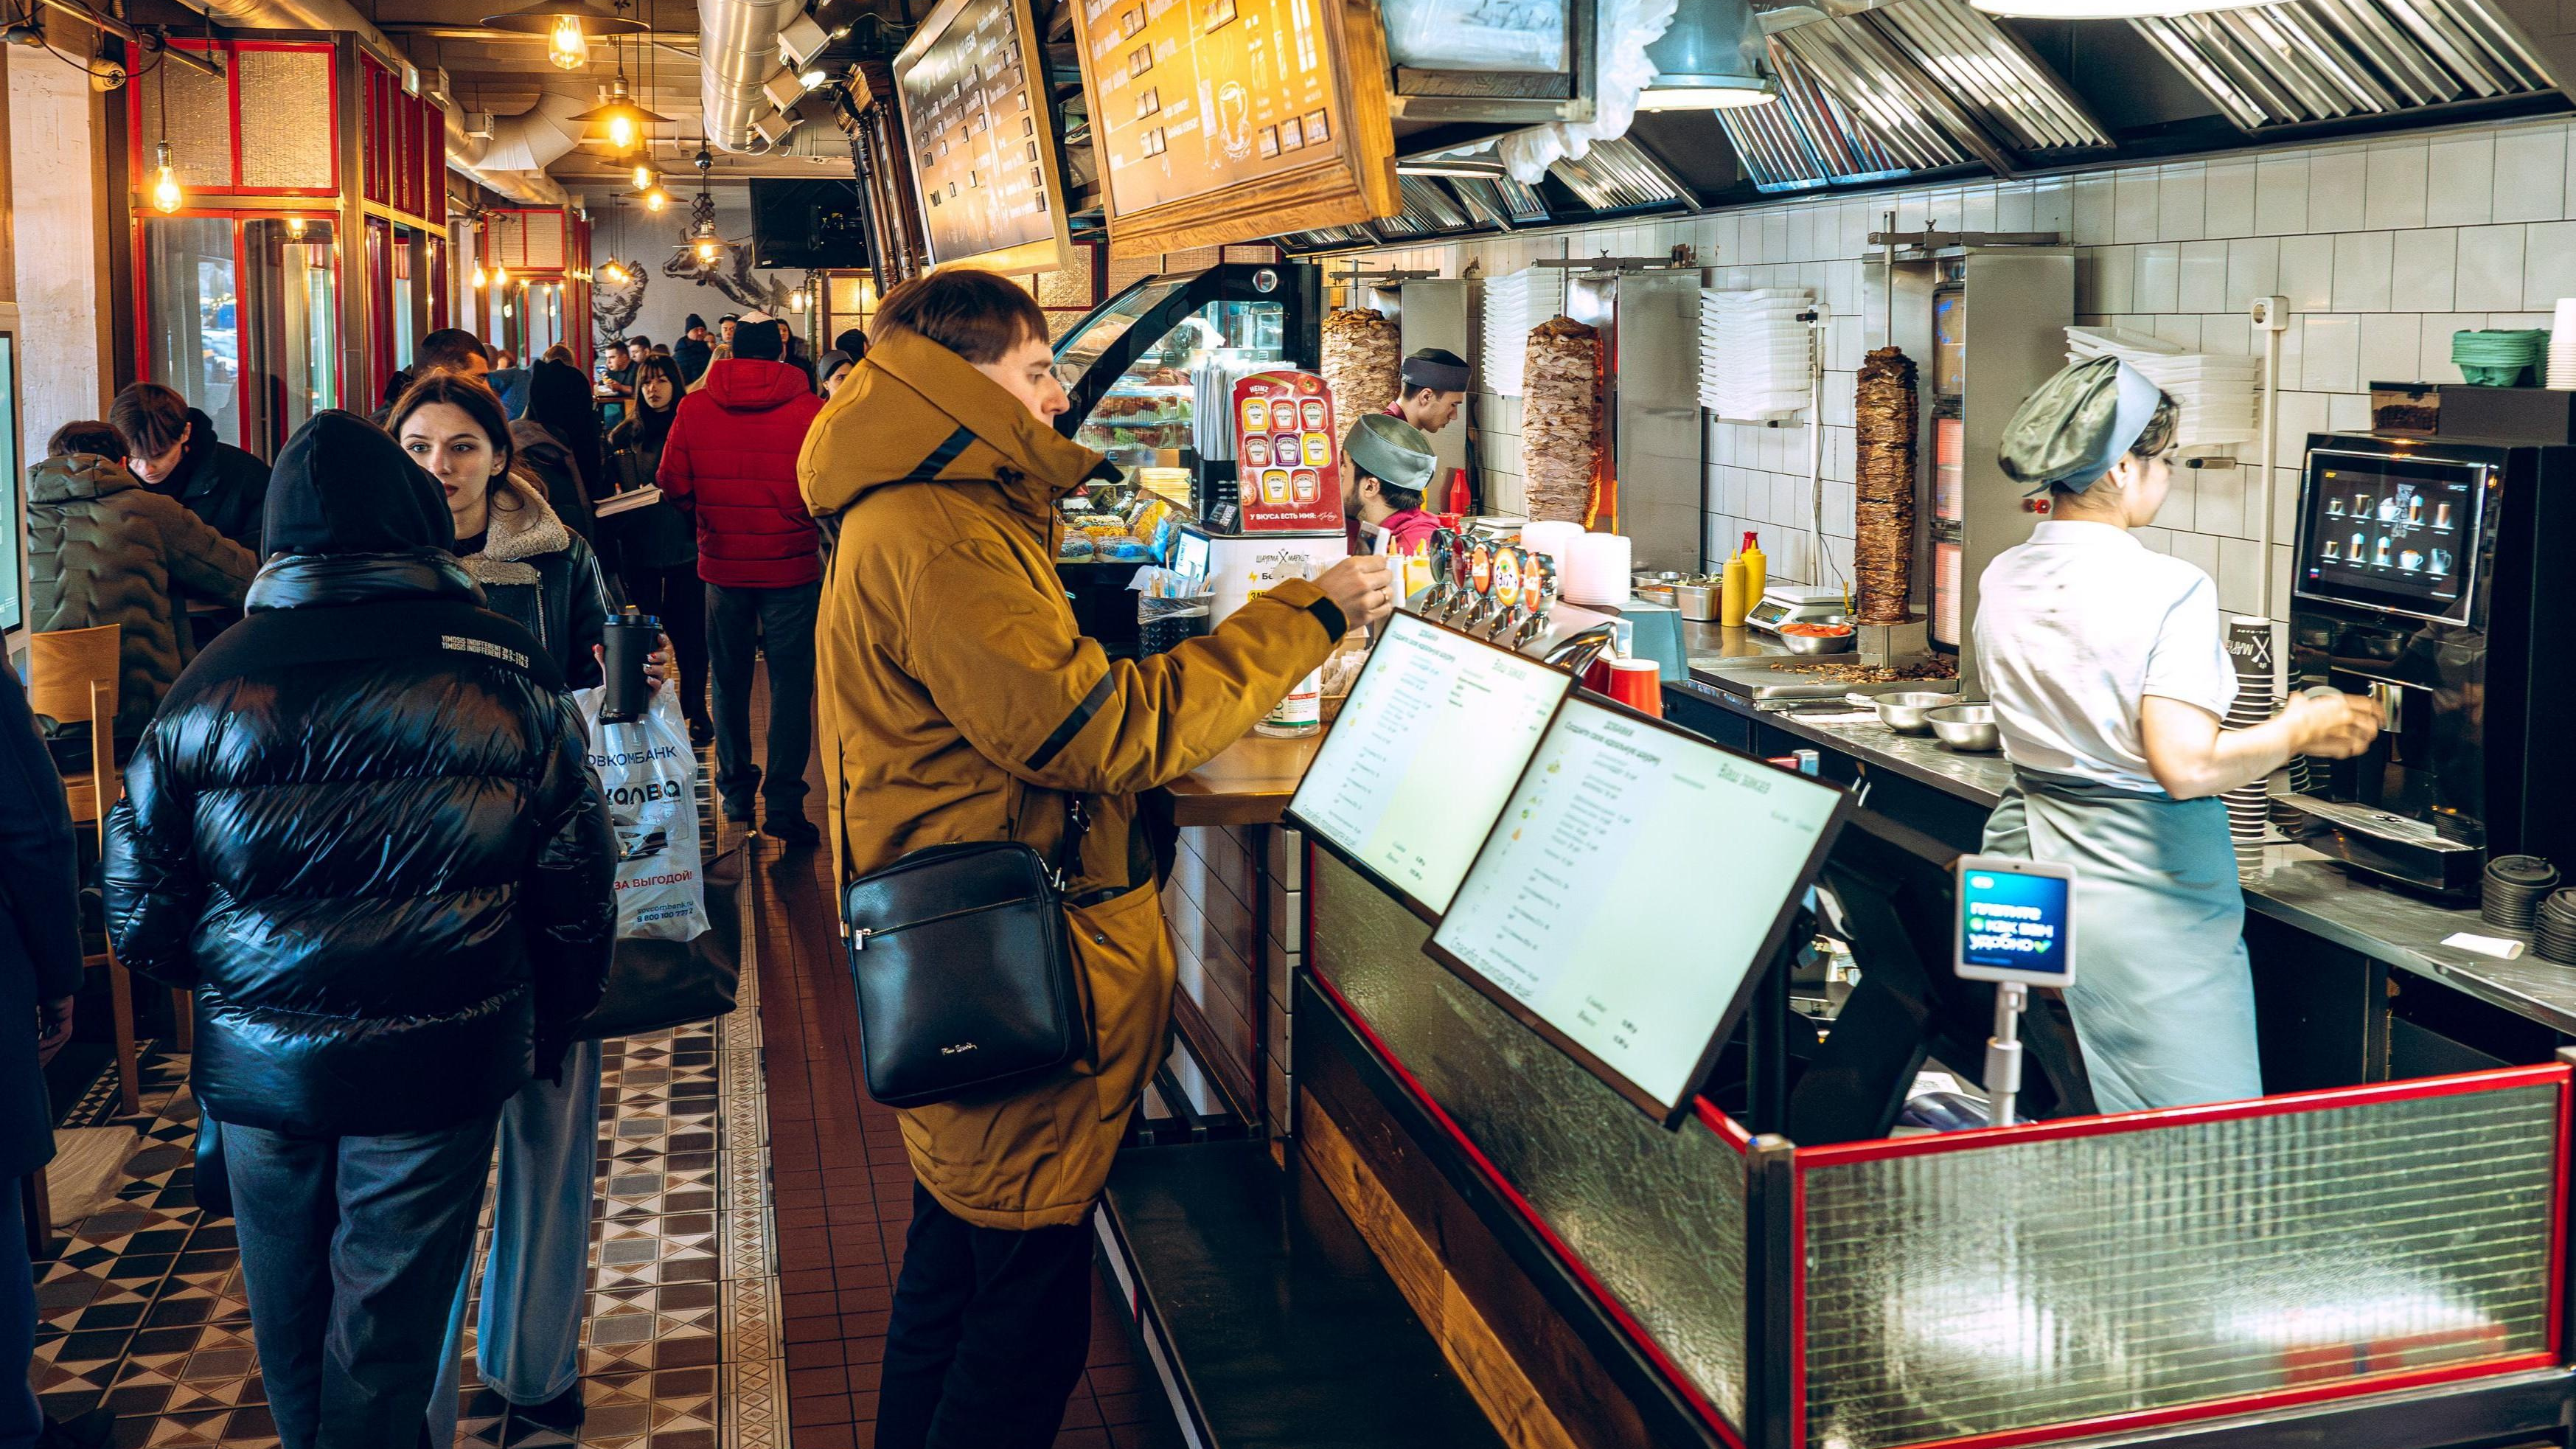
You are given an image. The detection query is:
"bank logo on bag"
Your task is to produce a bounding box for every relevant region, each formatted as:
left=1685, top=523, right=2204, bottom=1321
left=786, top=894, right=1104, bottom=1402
left=577, top=684, right=712, bottom=942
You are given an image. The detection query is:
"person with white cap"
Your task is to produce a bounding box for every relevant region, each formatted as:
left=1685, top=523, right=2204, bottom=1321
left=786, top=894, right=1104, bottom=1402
left=1975, top=355, right=2381, bottom=1111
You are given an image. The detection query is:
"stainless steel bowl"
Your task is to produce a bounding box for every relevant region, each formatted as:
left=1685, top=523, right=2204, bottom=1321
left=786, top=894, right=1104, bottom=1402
left=1850, top=690, right=1957, bottom=734
left=1925, top=703, right=2000, bottom=752
left=1778, top=627, right=1856, bottom=656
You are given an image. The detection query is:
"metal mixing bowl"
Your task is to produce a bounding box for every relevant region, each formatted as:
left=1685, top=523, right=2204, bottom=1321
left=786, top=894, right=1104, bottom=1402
left=1778, top=627, right=1856, bottom=656
left=1926, top=703, right=2000, bottom=752
left=1850, top=690, right=1957, bottom=734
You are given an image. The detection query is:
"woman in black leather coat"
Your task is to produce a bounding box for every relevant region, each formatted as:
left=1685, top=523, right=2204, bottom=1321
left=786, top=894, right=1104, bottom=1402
left=102, top=411, right=616, bottom=1448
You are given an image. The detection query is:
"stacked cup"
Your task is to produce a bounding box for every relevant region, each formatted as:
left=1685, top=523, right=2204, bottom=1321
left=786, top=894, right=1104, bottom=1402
left=2533, top=889, right=2576, bottom=965
left=2482, top=854, right=2560, bottom=932
left=2453, top=327, right=2550, bottom=386
left=2221, top=620, right=2281, bottom=872
left=2551, top=301, right=2576, bottom=389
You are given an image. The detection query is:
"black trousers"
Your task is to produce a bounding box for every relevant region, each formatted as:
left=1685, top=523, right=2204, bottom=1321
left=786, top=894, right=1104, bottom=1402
left=875, top=1183, right=1095, bottom=1449
left=622, top=561, right=710, bottom=727
left=704, top=579, right=819, bottom=817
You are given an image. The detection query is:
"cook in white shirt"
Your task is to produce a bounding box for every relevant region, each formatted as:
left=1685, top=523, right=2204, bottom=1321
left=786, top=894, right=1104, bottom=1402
left=1975, top=357, right=2379, bottom=1113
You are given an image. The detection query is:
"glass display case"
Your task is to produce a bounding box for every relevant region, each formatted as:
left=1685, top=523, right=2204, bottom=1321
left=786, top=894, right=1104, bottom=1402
left=1052, top=263, right=1320, bottom=463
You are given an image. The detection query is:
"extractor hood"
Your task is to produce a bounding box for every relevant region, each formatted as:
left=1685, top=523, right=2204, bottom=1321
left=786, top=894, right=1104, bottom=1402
left=2128, top=0, right=2554, bottom=128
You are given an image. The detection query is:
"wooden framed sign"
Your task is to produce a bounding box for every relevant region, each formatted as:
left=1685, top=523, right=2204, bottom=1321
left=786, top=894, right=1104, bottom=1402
left=891, top=0, right=1075, bottom=276
left=1069, top=0, right=1400, bottom=257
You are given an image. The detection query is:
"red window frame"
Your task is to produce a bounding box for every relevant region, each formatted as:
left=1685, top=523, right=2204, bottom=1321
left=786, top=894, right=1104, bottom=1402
left=129, top=40, right=342, bottom=201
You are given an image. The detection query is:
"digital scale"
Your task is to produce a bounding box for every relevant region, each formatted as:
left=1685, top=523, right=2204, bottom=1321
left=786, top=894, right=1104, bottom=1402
left=1744, top=584, right=1851, bottom=637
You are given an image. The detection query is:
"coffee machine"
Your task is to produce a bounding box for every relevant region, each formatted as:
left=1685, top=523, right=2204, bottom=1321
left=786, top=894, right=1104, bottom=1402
left=2281, top=429, right=2576, bottom=897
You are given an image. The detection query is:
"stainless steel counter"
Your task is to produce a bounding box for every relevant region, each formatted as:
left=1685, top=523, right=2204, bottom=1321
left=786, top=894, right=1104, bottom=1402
left=1674, top=645, right=2576, bottom=1041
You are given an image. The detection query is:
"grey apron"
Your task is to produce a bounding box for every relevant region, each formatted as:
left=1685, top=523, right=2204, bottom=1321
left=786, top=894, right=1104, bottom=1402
left=1982, top=768, right=2262, bottom=1113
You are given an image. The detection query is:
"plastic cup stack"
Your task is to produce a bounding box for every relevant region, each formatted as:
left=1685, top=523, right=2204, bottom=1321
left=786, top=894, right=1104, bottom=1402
left=2533, top=889, right=2576, bottom=965
left=2452, top=328, right=2550, bottom=387
left=2221, top=622, right=2280, bottom=872
left=2550, top=301, right=2576, bottom=389
left=2482, top=854, right=2561, bottom=933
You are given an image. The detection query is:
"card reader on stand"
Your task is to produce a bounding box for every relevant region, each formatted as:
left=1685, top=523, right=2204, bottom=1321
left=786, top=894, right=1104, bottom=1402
left=1745, top=584, right=1851, bottom=637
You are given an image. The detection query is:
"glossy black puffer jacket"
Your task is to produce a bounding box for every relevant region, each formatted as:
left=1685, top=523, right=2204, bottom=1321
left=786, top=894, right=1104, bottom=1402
left=104, top=550, right=617, bottom=1136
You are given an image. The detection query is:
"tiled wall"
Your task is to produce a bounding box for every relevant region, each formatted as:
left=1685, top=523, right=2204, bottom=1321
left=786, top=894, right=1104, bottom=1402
left=1355, top=114, right=2576, bottom=618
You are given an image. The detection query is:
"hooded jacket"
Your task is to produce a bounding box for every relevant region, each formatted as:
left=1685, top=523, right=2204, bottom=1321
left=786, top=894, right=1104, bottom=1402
left=27, top=453, right=258, bottom=740
left=799, top=329, right=1343, bottom=1230
left=512, top=419, right=599, bottom=544
left=457, top=469, right=611, bottom=689
left=664, top=357, right=825, bottom=588
left=102, top=411, right=616, bottom=1136
left=142, top=407, right=271, bottom=555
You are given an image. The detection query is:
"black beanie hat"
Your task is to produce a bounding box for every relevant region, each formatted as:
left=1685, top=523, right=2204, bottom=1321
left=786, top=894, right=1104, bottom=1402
left=262, top=410, right=456, bottom=557
left=685, top=313, right=707, bottom=330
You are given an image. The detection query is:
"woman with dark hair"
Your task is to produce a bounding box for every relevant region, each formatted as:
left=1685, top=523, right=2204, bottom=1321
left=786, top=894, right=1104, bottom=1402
left=388, top=371, right=658, bottom=1440
left=833, top=326, right=866, bottom=361
left=607, top=354, right=714, bottom=745
left=519, top=359, right=607, bottom=543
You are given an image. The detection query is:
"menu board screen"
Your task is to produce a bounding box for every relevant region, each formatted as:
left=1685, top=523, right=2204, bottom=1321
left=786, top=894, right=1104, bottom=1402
left=1428, top=698, right=1849, bottom=1124
left=1287, top=613, right=1571, bottom=920
left=893, top=0, right=1070, bottom=274
left=2294, top=449, right=2485, bottom=625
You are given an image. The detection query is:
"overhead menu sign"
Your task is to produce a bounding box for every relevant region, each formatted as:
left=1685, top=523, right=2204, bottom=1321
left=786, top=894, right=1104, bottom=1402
left=1068, top=0, right=1399, bottom=256
left=1287, top=612, right=1571, bottom=920
left=893, top=0, right=1073, bottom=276
left=1427, top=698, right=1850, bottom=1126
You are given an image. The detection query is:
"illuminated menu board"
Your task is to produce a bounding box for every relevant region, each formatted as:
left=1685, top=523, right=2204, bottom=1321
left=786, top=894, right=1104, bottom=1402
left=893, top=0, right=1073, bottom=276
left=1070, top=0, right=1398, bottom=254
left=1427, top=698, right=1850, bottom=1125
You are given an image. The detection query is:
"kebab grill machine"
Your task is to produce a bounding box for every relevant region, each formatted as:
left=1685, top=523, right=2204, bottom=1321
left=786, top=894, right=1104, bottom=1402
left=1326, top=266, right=1477, bottom=487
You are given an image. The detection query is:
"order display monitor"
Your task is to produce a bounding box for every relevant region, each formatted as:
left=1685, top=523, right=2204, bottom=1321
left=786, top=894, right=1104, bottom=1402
left=1427, top=698, right=1851, bottom=1125
left=1287, top=611, right=1572, bottom=921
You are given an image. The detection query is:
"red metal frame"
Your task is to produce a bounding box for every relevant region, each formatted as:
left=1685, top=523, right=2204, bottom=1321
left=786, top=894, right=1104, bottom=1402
left=1691, top=1099, right=1755, bottom=1155
left=1301, top=880, right=1749, bottom=1449
left=129, top=209, right=346, bottom=454
left=128, top=41, right=340, bottom=200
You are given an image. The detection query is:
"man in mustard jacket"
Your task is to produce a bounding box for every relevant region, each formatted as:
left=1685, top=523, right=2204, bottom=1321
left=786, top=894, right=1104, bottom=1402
left=801, top=269, right=1392, bottom=1448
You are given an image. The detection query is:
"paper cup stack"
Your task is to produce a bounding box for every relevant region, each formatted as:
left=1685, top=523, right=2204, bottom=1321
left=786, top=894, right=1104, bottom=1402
left=2221, top=619, right=2281, bottom=872
left=2533, top=890, right=2576, bottom=964
left=2551, top=301, right=2576, bottom=389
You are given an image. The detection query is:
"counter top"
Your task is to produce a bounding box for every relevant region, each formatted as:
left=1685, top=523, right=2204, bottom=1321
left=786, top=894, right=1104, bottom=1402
left=1674, top=665, right=2576, bottom=1040
left=1159, top=729, right=1322, bottom=827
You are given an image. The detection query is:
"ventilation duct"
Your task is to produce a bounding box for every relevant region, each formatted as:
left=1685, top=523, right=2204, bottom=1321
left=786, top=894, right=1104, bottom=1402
left=1546, top=136, right=1694, bottom=210
left=439, top=92, right=579, bottom=206
left=1770, top=21, right=1986, bottom=169
left=1867, top=0, right=2112, bottom=150
left=700, top=0, right=804, bottom=152
left=1373, top=175, right=1480, bottom=237
left=1640, top=0, right=1780, bottom=108
left=1453, top=173, right=1552, bottom=224
left=1719, top=36, right=1930, bottom=188
left=2129, top=0, right=2554, bottom=128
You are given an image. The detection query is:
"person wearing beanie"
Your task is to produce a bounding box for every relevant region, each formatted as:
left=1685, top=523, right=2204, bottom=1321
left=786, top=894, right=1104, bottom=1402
left=104, top=410, right=616, bottom=1449
left=1341, top=412, right=1444, bottom=558
left=1380, top=347, right=1470, bottom=438
left=676, top=314, right=716, bottom=384
left=658, top=303, right=826, bottom=841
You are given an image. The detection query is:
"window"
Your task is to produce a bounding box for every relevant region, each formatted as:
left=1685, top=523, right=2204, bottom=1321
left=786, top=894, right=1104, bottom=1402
left=142, top=218, right=243, bottom=447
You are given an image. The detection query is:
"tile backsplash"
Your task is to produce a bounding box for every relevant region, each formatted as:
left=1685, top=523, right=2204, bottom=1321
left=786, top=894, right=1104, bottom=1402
left=1353, top=115, right=2576, bottom=620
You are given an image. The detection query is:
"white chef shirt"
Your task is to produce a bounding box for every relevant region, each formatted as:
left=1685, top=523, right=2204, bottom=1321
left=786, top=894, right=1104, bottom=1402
left=1971, top=521, right=2239, bottom=792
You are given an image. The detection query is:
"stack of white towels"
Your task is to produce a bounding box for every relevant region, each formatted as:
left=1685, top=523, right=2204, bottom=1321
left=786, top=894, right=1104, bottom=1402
left=1699, top=289, right=1814, bottom=422
left=1481, top=268, right=1562, bottom=399
left=2066, top=325, right=2260, bottom=449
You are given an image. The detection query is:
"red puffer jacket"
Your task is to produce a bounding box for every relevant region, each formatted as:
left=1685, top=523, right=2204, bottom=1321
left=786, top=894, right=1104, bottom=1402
left=658, top=358, right=826, bottom=588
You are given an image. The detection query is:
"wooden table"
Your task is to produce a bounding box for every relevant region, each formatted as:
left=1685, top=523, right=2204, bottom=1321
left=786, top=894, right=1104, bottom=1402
left=1159, top=729, right=1326, bottom=827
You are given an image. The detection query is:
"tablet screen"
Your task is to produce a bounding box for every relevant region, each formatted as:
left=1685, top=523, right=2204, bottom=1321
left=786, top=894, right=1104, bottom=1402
left=1428, top=696, right=1849, bottom=1122
left=1287, top=611, right=1572, bottom=919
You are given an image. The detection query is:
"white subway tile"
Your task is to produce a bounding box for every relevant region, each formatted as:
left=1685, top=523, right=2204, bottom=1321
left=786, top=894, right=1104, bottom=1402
left=2301, top=314, right=2361, bottom=392
left=2330, top=232, right=2394, bottom=311
left=2389, top=228, right=2457, bottom=311
left=2204, top=161, right=2257, bottom=240
left=2194, top=468, right=2246, bottom=536
left=2522, top=220, right=2576, bottom=309
left=2202, top=311, right=2254, bottom=357
left=1785, top=206, right=1815, bottom=263
left=2492, top=126, right=2568, bottom=223
left=2364, top=142, right=2430, bottom=231
left=2179, top=241, right=2230, bottom=312
left=2276, top=323, right=2305, bottom=397
left=2426, top=133, right=2496, bottom=226
left=2256, top=154, right=2311, bottom=236
left=2420, top=314, right=2485, bottom=383
left=2160, top=164, right=2207, bottom=242
left=2152, top=314, right=2204, bottom=349
left=1961, top=187, right=1999, bottom=234
left=2278, top=234, right=2336, bottom=310
left=2136, top=242, right=2182, bottom=312
left=2357, top=312, right=2423, bottom=385
left=2218, top=536, right=2266, bottom=614
left=2098, top=246, right=2137, bottom=312
left=1997, top=184, right=2034, bottom=234
left=2154, top=475, right=2196, bottom=531
left=2115, top=170, right=2162, bottom=243
left=2274, top=391, right=2330, bottom=466
left=2307, top=150, right=2366, bottom=233
left=2328, top=392, right=2373, bottom=432
left=2030, top=182, right=2073, bottom=237
left=2171, top=531, right=2222, bottom=582
left=2455, top=223, right=2527, bottom=309
left=2227, top=237, right=2280, bottom=308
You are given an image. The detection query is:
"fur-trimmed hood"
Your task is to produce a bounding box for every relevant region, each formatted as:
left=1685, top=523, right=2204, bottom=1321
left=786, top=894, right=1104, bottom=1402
left=455, top=470, right=571, bottom=586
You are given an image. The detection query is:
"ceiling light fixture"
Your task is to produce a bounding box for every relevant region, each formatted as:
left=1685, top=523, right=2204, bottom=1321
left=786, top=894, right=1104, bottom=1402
left=644, top=187, right=668, bottom=211
left=471, top=262, right=488, bottom=289
left=673, top=143, right=728, bottom=267
left=1635, top=0, right=1776, bottom=110
left=632, top=161, right=654, bottom=190
left=149, top=139, right=183, bottom=213
left=574, top=63, right=669, bottom=153
left=478, top=0, right=644, bottom=71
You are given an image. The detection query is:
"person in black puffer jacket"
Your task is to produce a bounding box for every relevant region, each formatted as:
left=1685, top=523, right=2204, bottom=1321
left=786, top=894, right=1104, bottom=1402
left=102, top=410, right=615, bottom=1449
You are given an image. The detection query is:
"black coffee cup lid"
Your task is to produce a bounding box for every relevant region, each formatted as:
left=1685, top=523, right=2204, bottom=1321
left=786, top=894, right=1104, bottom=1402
left=2489, top=855, right=2559, bottom=886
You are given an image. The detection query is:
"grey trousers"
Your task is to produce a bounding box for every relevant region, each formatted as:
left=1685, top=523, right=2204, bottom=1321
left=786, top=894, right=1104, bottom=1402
left=221, top=1113, right=498, bottom=1449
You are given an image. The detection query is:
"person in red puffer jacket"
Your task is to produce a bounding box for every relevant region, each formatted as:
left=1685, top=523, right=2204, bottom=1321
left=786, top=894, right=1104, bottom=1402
left=658, top=312, right=828, bottom=844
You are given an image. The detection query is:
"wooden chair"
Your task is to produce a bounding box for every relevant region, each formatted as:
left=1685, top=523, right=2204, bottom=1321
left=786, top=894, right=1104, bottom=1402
left=27, top=625, right=144, bottom=1116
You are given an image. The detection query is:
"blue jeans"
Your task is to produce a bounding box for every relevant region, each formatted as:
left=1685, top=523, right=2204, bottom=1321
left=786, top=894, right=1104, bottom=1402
left=0, top=1181, right=43, bottom=1449
left=428, top=1040, right=602, bottom=1442
left=223, top=1114, right=498, bottom=1449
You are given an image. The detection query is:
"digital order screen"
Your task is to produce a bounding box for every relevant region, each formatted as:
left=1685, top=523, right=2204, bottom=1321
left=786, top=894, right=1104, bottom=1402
left=1958, top=864, right=2072, bottom=980
left=1427, top=697, right=1848, bottom=1122
left=2295, top=450, right=2483, bottom=624
left=1287, top=611, right=1571, bottom=919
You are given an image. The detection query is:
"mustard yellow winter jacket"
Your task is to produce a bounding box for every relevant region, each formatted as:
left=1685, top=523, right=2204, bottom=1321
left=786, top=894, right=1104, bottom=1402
left=800, top=328, right=1342, bottom=1229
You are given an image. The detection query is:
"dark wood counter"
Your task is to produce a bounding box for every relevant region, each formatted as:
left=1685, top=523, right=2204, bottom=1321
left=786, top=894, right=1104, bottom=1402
left=1160, top=730, right=1323, bottom=827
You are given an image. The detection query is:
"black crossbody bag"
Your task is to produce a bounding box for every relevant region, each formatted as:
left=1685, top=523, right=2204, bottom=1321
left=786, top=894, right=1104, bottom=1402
left=839, top=789, right=1090, bottom=1109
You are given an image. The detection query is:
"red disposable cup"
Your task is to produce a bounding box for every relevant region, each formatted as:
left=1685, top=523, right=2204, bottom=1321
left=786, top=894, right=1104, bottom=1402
left=1582, top=657, right=1614, bottom=694
left=1606, top=658, right=1663, bottom=717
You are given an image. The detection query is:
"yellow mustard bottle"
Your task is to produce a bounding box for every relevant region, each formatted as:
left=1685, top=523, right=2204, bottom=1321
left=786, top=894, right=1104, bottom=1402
left=1738, top=530, right=1766, bottom=613
left=1720, top=552, right=1750, bottom=628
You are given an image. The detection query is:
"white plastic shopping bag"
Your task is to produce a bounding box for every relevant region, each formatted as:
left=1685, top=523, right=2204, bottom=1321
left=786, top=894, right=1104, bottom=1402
left=574, top=683, right=711, bottom=941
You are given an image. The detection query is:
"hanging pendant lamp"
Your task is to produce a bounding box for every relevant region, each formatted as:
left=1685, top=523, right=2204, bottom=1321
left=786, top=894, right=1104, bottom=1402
left=575, top=71, right=671, bottom=152
left=478, top=0, right=645, bottom=71
left=1636, top=0, right=1775, bottom=110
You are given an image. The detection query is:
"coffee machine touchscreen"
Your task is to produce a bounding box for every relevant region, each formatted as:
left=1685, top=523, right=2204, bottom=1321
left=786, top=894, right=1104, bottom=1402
left=2297, top=450, right=2485, bottom=624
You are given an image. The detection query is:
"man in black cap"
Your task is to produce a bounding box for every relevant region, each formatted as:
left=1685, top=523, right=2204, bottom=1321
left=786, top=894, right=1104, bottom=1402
left=105, top=411, right=616, bottom=1449
left=678, top=315, right=714, bottom=383
left=1381, top=346, right=1470, bottom=440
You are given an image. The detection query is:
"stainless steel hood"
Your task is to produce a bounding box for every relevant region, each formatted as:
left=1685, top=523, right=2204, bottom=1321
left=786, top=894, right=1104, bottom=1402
left=2128, top=0, right=2554, bottom=128
left=1720, top=34, right=1963, bottom=190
